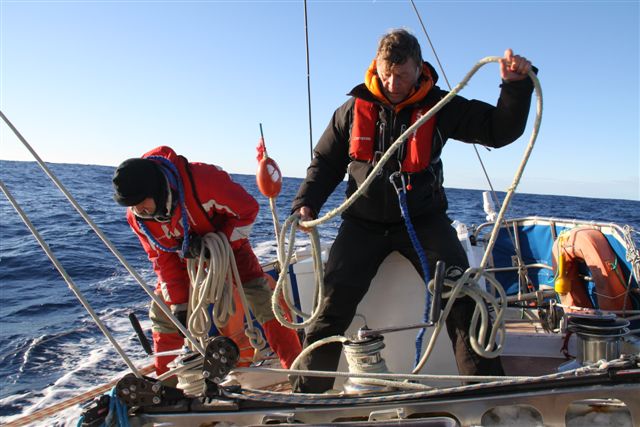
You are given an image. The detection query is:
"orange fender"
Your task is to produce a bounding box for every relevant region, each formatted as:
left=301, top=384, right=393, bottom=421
left=552, top=227, right=631, bottom=311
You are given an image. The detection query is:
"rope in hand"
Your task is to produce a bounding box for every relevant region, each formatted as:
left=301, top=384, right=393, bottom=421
left=186, top=232, right=266, bottom=354
left=270, top=56, right=542, bottom=366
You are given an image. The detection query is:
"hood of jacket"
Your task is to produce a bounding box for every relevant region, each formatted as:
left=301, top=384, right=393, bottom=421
left=359, top=60, right=440, bottom=112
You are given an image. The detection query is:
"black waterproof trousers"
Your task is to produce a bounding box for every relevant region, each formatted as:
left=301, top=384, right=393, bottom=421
left=292, top=212, right=505, bottom=393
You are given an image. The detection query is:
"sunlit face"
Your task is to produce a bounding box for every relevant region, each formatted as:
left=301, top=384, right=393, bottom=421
left=376, top=57, right=421, bottom=104
left=131, top=197, right=157, bottom=218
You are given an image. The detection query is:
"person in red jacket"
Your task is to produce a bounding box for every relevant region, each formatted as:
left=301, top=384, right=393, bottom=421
left=112, top=146, right=301, bottom=375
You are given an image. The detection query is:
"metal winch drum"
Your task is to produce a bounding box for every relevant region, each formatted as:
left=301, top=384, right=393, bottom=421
left=567, top=315, right=630, bottom=365
left=342, top=335, right=395, bottom=395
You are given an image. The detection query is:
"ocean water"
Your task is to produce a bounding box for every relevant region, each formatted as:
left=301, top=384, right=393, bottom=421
left=0, top=160, right=638, bottom=425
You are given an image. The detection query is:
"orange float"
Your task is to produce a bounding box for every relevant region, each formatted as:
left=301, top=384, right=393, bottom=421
left=256, top=156, right=282, bottom=198
left=255, top=124, right=282, bottom=198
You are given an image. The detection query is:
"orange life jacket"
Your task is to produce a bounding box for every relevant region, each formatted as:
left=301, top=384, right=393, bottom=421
left=349, top=98, right=436, bottom=173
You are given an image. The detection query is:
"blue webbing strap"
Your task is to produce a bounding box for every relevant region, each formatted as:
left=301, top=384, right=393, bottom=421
left=389, top=172, right=432, bottom=367
left=135, top=156, right=191, bottom=258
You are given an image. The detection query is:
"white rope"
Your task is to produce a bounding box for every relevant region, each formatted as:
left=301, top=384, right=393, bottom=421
left=270, top=214, right=325, bottom=328
left=226, top=358, right=627, bottom=406
left=186, top=232, right=266, bottom=353
left=414, top=268, right=507, bottom=373
left=289, top=335, right=348, bottom=371
left=479, top=66, right=543, bottom=268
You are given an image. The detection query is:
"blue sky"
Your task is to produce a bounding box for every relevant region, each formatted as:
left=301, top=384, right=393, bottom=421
left=1, top=0, right=638, bottom=200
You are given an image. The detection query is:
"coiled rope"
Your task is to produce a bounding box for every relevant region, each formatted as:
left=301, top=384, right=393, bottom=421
left=173, top=232, right=269, bottom=395
left=414, top=268, right=507, bottom=373
left=186, top=232, right=266, bottom=353
left=271, top=57, right=542, bottom=374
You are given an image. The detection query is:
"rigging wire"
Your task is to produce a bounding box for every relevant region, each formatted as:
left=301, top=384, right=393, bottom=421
left=409, top=0, right=507, bottom=210
left=303, top=0, right=314, bottom=161
left=0, top=178, right=142, bottom=378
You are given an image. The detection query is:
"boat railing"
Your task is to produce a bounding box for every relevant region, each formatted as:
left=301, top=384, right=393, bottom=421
left=473, top=215, right=640, bottom=287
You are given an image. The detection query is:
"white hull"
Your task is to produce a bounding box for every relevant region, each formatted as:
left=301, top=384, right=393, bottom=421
left=295, top=250, right=460, bottom=387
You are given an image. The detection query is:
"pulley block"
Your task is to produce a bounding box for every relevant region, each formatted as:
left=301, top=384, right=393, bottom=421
left=202, top=336, right=240, bottom=384
left=116, top=373, right=184, bottom=407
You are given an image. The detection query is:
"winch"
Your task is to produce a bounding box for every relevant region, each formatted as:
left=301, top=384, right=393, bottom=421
left=559, top=314, right=630, bottom=372
left=343, top=334, right=394, bottom=395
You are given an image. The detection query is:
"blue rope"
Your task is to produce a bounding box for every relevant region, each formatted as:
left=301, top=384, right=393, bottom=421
left=135, top=156, right=191, bottom=258
left=108, top=387, right=130, bottom=427
left=393, top=178, right=432, bottom=368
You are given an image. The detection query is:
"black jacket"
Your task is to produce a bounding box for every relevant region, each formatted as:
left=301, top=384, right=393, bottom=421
left=292, top=62, right=535, bottom=225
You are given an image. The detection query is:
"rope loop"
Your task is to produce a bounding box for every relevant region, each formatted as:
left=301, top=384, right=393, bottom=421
left=186, top=232, right=265, bottom=353
left=270, top=214, right=326, bottom=329
left=245, top=327, right=267, bottom=352
left=412, top=267, right=507, bottom=373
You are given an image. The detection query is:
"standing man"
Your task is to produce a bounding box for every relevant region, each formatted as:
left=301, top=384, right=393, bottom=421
left=112, top=145, right=301, bottom=375
left=291, top=29, right=535, bottom=393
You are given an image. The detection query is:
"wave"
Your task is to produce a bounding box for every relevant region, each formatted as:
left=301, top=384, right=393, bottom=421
left=0, top=311, right=151, bottom=424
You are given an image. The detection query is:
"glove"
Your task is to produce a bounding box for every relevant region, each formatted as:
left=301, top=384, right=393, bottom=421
left=185, top=234, right=209, bottom=259
left=175, top=310, right=187, bottom=327
left=175, top=309, right=188, bottom=337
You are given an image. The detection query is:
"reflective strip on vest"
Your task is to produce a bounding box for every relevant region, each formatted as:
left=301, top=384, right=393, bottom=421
left=349, top=98, right=436, bottom=173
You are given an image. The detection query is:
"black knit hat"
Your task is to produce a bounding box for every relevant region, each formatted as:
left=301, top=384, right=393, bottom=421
left=112, top=158, right=165, bottom=207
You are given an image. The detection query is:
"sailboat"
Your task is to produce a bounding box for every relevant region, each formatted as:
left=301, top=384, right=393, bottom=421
left=1, top=2, right=639, bottom=427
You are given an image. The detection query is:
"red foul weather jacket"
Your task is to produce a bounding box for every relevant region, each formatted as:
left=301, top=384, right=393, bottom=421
left=126, top=146, right=263, bottom=307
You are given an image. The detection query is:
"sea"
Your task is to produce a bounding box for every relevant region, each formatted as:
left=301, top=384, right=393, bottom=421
left=0, top=160, right=638, bottom=426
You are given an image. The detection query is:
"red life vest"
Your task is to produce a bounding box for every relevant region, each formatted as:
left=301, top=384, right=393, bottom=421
left=349, top=98, right=436, bottom=173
